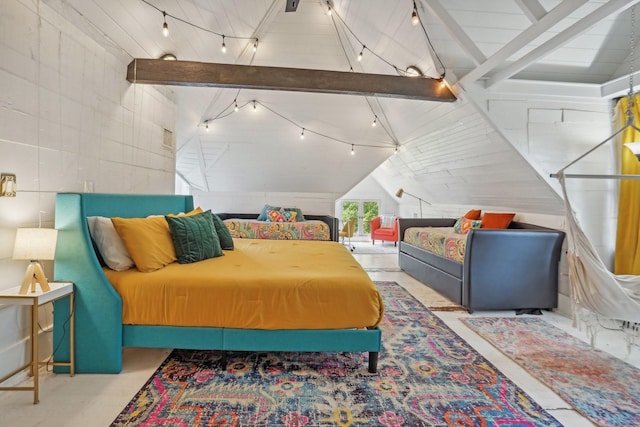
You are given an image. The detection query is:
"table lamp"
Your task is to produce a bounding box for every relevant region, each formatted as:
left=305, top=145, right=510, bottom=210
left=12, top=228, right=58, bottom=294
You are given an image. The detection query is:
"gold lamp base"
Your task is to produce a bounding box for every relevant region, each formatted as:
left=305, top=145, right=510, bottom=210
left=18, top=261, right=51, bottom=295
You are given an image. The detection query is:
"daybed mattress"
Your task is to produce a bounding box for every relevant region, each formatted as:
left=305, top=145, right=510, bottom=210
left=104, top=239, right=383, bottom=330
left=223, top=218, right=330, bottom=240
left=403, top=227, right=467, bottom=263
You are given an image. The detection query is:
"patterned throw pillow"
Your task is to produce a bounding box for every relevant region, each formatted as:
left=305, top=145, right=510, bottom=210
left=266, top=209, right=298, bottom=222
left=453, top=217, right=482, bottom=234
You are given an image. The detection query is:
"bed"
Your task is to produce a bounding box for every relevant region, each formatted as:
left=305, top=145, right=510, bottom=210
left=52, top=193, right=383, bottom=374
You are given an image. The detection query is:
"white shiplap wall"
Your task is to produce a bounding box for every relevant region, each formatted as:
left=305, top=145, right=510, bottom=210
left=0, top=0, right=176, bottom=386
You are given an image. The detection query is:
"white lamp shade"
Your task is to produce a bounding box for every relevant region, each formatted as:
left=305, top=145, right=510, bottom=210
left=12, top=228, right=58, bottom=261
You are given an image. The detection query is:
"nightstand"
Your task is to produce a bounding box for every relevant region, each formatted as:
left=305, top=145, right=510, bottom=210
left=0, top=282, right=74, bottom=404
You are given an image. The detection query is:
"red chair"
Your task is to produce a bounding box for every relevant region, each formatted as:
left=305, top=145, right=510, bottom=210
left=370, top=216, right=398, bottom=246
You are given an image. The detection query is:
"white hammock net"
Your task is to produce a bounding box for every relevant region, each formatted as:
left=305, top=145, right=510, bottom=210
left=559, top=172, right=640, bottom=331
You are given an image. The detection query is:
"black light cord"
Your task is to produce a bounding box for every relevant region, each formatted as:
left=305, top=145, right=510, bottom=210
left=43, top=297, right=75, bottom=372
left=202, top=99, right=394, bottom=150
left=413, top=0, right=446, bottom=79
left=140, top=0, right=257, bottom=43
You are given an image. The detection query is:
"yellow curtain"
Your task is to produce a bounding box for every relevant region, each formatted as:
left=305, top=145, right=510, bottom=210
left=615, top=95, right=640, bottom=274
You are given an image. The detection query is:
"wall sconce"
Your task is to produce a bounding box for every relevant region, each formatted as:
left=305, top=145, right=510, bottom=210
left=1, top=173, right=16, bottom=197
left=13, top=228, right=58, bottom=294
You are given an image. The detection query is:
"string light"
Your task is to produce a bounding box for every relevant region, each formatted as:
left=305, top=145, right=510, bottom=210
left=234, top=100, right=239, bottom=112
left=200, top=99, right=395, bottom=153
left=221, top=35, right=227, bottom=53
left=372, top=116, right=378, bottom=127
left=326, top=1, right=446, bottom=79
left=146, top=0, right=443, bottom=80
left=142, top=0, right=258, bottom=53
left=394, top=144, right=399, bottom=154
left=162, top=11, right=169, bottom=37
left=205, top=120, right=209, bottom=131
left=411, top=2, right=419, bottom=26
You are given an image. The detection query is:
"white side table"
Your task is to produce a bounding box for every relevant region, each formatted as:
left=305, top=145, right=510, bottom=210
left=0, top=282, right=75, bottom=404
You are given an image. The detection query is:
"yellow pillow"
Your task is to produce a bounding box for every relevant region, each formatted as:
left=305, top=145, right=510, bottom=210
left=167, top=206, right=203, bottom=218
left=111, top=216, right=177, bottom=272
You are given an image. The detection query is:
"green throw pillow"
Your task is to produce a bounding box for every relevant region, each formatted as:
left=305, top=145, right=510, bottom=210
left=210, top=212, right=234, bottom=250
left=165, top=212, right=223, bottom=264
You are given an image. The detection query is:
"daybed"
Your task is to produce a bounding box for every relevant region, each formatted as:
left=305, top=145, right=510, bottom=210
left=216, top=212, right=339, bottom=242
left=398, top=217, right=565, bottom=312
left=52, top=193, right=383, bottom=374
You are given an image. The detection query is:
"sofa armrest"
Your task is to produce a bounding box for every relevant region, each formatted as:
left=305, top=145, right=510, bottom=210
left=305, top=214, right=339, bottom=241
left=463, top=228, right=565, bottom=310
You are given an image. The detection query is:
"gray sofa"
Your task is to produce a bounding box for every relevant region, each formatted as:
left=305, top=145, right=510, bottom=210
left=398, top=218, right=565, bottom=312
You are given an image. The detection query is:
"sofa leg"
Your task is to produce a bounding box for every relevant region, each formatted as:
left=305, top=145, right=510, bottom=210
left=372, top=240, right=375, bottom=245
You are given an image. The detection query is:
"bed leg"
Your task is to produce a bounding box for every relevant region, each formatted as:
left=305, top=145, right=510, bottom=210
left=220, top=351, right=228, bottom=369
left=368, top=352, right=379, bottom=373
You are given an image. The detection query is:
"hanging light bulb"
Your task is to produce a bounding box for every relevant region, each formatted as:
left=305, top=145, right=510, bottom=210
left=411, top=2, right=419, bottom=26
left=349, top=66, right=354, bottom=72
left=372, top=116, right=377, bottom=127
left=205, top=121, right=209, bottom=131
left=162, top=12, right=169, bottom=37
left=357, top=46, right=365, bottom=62
left=221, top=36, right=227, bottom=53
left=327, top=3, right=332, bottom=16
left=394, top=145, right=399, bottom=154
left=300, top=128, right=305, bottom=140
left=234, top=100, right=239, bottom=112
left=253, top=100, right=257, bottom=111
left=351, top=144, right=355, bottom=155
left=253, top=39, right=258, bottom=52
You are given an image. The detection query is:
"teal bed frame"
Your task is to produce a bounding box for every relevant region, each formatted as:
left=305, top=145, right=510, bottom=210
left=53, top=193, right=381, bottom=374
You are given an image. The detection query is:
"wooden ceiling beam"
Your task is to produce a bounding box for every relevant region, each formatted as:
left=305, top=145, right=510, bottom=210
left=126, top=59, right=457, bottom=102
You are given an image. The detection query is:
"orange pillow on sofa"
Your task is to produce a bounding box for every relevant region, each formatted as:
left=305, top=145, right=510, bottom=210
left=463, top=209, right=482, bottom=220
left=480, top=212, right=515, bottom=229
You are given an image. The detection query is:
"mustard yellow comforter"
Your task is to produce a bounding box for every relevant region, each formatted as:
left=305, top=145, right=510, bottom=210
left=104, top=239, right=384, bottom=330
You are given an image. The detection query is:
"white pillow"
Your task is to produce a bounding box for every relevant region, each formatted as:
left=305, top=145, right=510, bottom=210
left=380, top=214, right=396, bottom=229
left=87, top=216, right=134, bottom=271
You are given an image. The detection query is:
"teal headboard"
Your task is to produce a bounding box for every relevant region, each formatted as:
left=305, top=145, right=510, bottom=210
left=53, top=193, right=194, bottom=373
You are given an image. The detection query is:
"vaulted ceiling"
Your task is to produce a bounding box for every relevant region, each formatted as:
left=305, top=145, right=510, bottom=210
left=43, top=0, right=640, bottom=214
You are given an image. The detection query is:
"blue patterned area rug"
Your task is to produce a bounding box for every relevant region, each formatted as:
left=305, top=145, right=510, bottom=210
left=111, top=281, right=561, bottom=426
